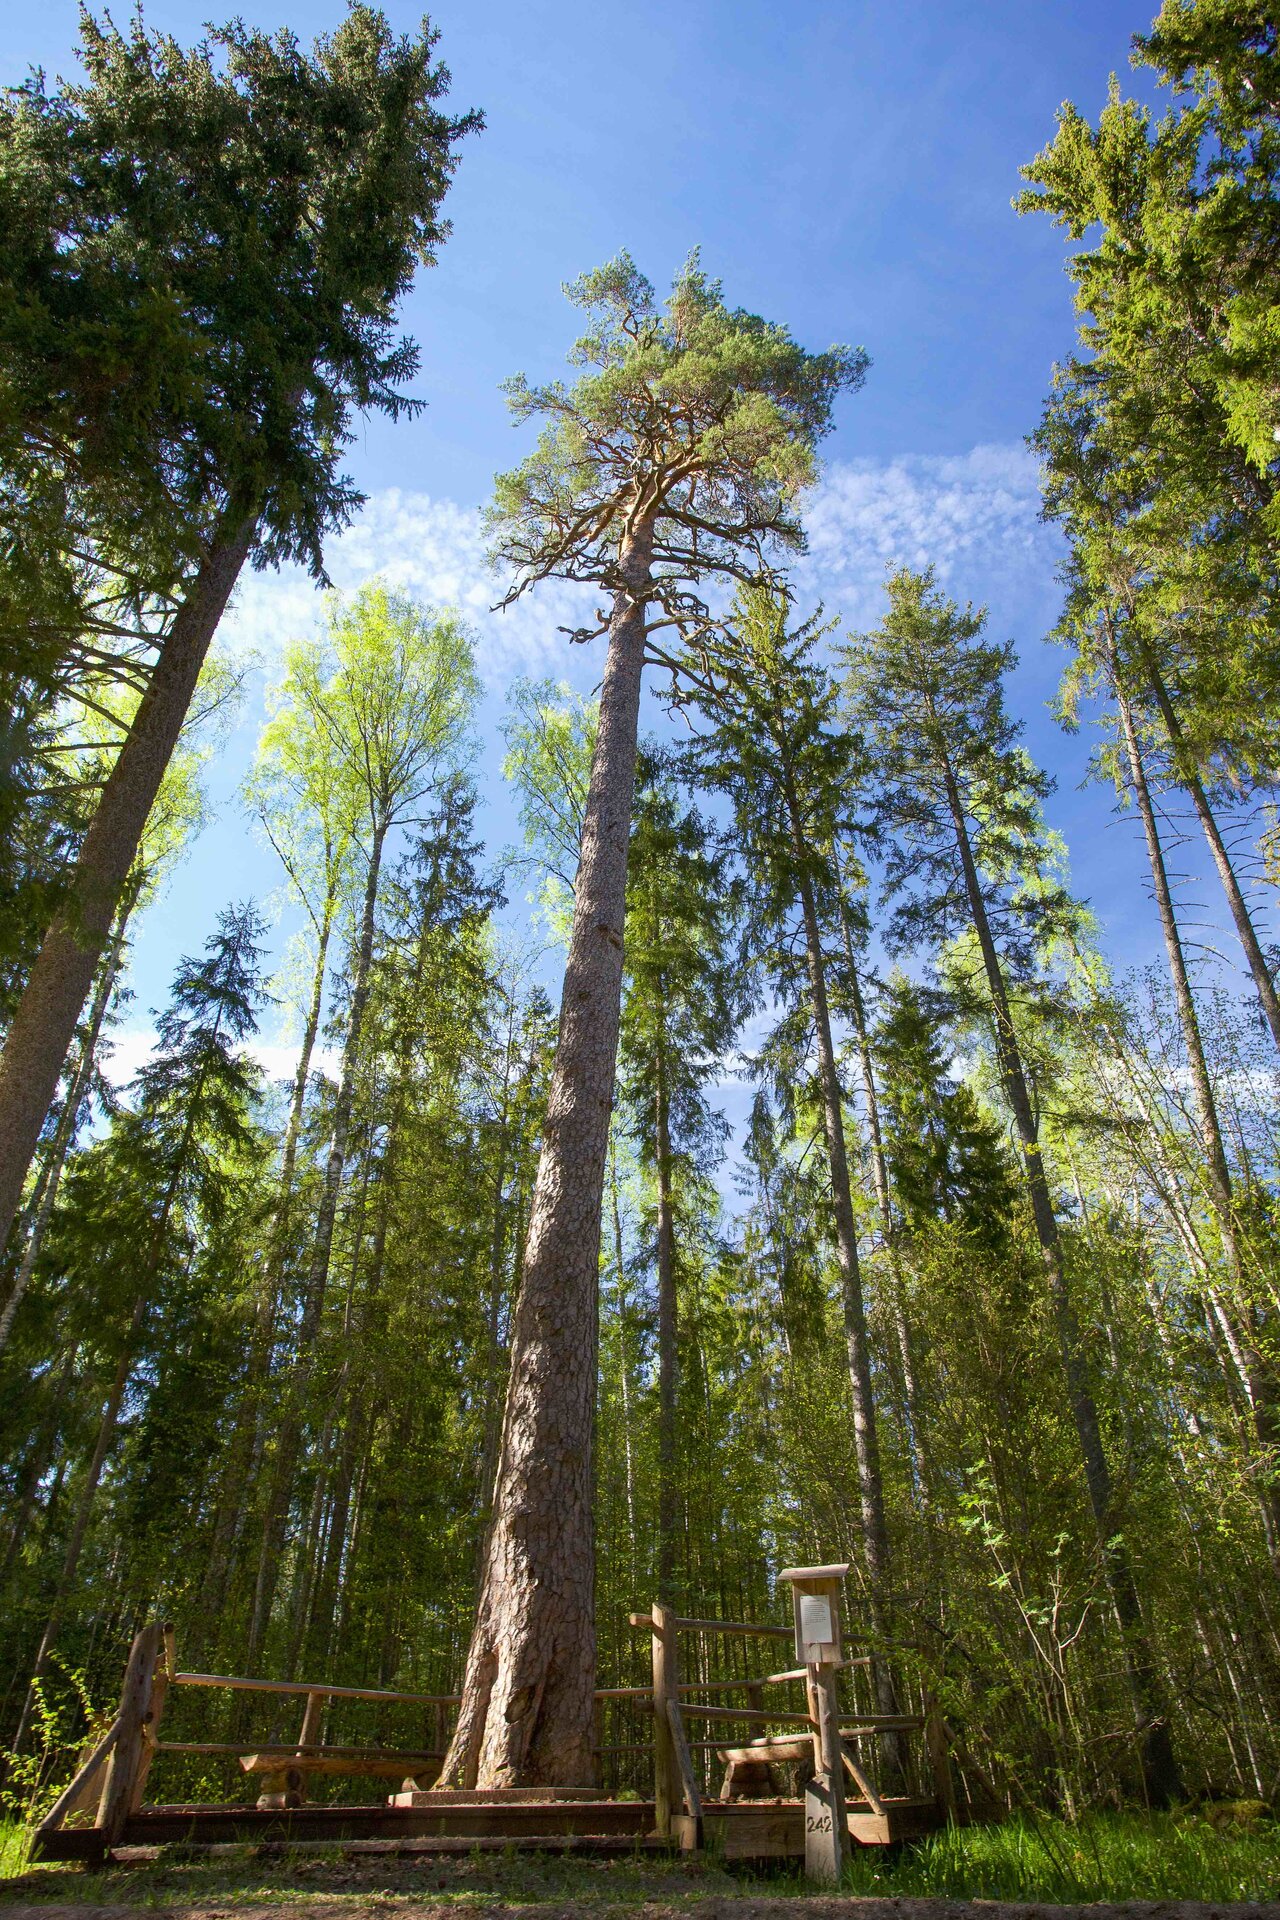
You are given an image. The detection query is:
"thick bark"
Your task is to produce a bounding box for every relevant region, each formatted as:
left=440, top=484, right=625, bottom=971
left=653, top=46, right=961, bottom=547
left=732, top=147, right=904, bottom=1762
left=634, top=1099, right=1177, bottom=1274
left=937, top=739, right=1183, bottom=1806
left=0, top=898, right=132, bottom=1355
left=0, top=518, right=255, bottom=1265
left=1110, top=663, right=1280, bottom=1571
left=439, top=521, right=652, bottom=1790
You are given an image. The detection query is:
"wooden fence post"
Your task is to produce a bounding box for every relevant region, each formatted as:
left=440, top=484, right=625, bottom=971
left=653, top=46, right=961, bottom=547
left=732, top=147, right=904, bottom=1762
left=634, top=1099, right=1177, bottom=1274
left=650, top=1603, right=677, bottom=1837
left=925, top=1698, right=958, bottom=1823
left=96, top=1624, right=164, bottom=1847
left=804, top=1661, right=848, bottom=1884
left=130, top=1623, right=174, bottom=1812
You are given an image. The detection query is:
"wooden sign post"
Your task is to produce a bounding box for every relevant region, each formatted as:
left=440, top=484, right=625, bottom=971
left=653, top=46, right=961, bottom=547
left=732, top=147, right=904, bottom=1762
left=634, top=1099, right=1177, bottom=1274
left=780, top=1564, right=849, bottom=1885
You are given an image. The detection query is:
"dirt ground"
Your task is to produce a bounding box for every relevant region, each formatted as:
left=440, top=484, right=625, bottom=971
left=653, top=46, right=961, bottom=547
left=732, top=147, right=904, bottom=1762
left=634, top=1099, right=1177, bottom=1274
left=0, top=1846, right=1276, bottom=1920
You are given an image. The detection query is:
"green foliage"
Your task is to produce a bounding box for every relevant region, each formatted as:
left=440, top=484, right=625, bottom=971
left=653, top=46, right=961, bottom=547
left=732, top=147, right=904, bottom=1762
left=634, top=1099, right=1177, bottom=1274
left=487, top=252, right=865, bottom=651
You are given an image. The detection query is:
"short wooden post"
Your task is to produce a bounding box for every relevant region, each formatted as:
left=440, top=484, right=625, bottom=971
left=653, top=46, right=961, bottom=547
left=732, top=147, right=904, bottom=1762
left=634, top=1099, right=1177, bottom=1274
left=97, top=1623, right=164, bottom=1848
left=925, top=1698, right=958, bottom=1823
left=781, top=1563, right=850, bottom=1886
left=291, top=1690, right=325, bottom=1807
left=651, top=1603, right=677, bottom=1837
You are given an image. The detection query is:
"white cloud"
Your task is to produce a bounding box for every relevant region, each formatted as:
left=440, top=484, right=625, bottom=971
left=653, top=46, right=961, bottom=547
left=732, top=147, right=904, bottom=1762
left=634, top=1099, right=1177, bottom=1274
left=100, top=1028, right=340, bottom=1093
left=215, top=448, right=1055, bottom=697
left=220, top=489, right=600, bottom=691
left=799, top=443, right=1056, bottom=624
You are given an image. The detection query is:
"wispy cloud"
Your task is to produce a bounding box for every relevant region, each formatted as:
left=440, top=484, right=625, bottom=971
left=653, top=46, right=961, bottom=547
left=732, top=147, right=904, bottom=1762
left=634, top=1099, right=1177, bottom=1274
left=217, top=448, right=1056, bottom=692
left=221, top=490, right=599, bottom=690
left=799, top=443, right=1058, bottom=624
left=100, top=1028, right=340, bottom=1092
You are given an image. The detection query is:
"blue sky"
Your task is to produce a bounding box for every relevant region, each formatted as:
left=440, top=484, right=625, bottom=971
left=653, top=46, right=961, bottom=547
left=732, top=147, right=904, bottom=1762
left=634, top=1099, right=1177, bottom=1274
left=11, top=0, right=1245, bottom=1084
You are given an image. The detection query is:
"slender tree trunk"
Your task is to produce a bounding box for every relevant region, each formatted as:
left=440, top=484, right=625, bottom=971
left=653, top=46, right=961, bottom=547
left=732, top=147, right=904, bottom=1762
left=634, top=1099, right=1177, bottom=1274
left=0, top=898, right=132, bottom=1355
left=1109, top=659, right=1280, bottom=1571
left=937, top=741, right=1183, bottom=1806
left=277, top=878, right=339, bottom=1250
left=609, top=1142, right=639, bottom=1579
left=247, top=827, right=387, bottom=1665
left=0, top=516, right=255, bottom=1264
left=791, top=850, right=902, bottom=1752
left=13, top=1291, right=148, bottom=1749
left=439, top=519, right=653, bottom=1790
left=303, top=827, right=387, bottom=1339
left=654, top=1001, right=680, bottom=1603
left=835, top=885, right=929, bottom=1506
left=1137, top=645, right=1280, bottom=1055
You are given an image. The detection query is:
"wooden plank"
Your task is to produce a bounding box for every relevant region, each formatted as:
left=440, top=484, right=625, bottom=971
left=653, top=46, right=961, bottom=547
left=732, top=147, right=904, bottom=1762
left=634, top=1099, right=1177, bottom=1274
left=836, top=1728, right=924, bottom=1743
left=240, top=1754, right=440, bottom=1777
left=389, top=1786, right=609, bottom=1805
left=665, top=1698, right=703, bottom=1827
left=116, top=1800, right=654, bottom=1844
left=35, top=1716, right=121, bottom=1836
left=98, top=1624, right=164, bottom=1846
left=678, top=1704, right=816, bottom=1726
left=174, top=1672, right=460, bottom=1706
left=700, top=1804, right=804, bottom=1860
left=159, top=1742, right=440, bottom=1758
left=674, top=1617, right=793, bottom=1639
left=716, top=1739, right=810, bottom=1764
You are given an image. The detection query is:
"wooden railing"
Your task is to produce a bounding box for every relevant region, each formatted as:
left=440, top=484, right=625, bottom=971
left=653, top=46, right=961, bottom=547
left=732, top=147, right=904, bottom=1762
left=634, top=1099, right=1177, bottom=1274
left=35, top=1601, right=957, bottom=1856
left=35, top=1624, right=656, bottom=1850
left=627, top=1602, right=954, bottom=1841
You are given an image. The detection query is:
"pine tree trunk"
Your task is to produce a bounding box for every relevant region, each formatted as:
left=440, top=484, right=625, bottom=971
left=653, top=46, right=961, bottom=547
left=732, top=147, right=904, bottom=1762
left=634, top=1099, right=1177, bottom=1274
left=1110, top=660, right=1280, bottom=1571
left=438, top=520, right=652, bottom=1790
left=937, top=741, right=1184, bottom=1806
left=0, top=517, right=255, bottom=1265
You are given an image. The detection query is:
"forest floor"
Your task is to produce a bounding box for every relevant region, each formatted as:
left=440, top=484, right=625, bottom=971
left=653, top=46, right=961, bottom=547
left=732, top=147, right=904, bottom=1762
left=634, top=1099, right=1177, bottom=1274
left=0, top=1815, right=1279, bottom=1916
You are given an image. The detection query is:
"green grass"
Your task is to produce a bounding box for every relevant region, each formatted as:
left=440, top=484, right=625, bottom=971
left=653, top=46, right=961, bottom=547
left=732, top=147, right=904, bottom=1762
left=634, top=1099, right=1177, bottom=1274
left=833, top=1810, right=1280, bottom=1903
left=0, top=1811, right=1276, bottom=1907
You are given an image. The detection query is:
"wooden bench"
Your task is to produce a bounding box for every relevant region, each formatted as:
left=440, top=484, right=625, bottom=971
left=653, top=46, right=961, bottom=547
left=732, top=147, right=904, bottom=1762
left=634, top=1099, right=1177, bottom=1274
left=240, top=1748, right=442, bottom=1809
left=717, top=1716, right=925, bottom=1811
left=716, top=1736, right=812, bottom=1801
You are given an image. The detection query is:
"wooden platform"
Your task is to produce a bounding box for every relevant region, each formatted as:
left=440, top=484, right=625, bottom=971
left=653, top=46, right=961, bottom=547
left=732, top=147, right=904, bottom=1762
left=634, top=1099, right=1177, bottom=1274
left=33, top=1798, right=655, bottom=1864
left=677, top=1796, right=944, bottom=1858
left=35, top=1793, right=943, bottom=1866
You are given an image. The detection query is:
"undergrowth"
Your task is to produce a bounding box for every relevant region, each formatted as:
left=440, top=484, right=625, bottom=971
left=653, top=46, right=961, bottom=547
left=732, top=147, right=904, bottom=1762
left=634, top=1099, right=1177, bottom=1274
left=0, top=1811, right=1276, bottom=1904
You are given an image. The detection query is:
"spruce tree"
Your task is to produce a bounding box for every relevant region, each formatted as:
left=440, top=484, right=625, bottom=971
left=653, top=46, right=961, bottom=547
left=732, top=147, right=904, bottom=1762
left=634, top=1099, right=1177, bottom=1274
left=0, top=5, right=479, bottom=1266
left=847, top=566, right=1184, bottom=1805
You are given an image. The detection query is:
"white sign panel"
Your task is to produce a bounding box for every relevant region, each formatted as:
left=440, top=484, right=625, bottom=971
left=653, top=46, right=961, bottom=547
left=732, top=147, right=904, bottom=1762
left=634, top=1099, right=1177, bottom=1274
left=799, top=1593, right=833, bottom=1647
